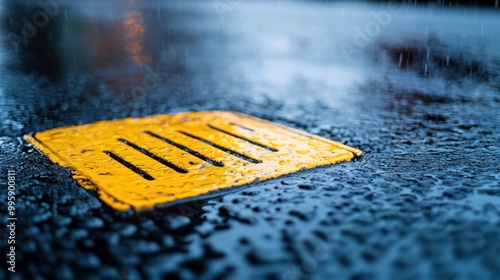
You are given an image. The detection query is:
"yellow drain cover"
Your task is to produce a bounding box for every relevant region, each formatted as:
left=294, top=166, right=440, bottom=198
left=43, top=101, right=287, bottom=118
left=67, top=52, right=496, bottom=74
left=24, top=111, right=362, bottom=210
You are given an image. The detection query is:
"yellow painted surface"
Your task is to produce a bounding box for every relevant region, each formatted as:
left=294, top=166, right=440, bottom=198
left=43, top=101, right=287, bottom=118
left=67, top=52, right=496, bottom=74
left=24, top=111, right=362, bottom=211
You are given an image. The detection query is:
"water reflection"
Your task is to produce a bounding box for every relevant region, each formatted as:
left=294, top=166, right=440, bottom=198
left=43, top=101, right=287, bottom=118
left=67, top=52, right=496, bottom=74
left=2, top=2, right=64, bottom=78
left=2, top=1, right=159, bottom=93
left=123, top=10, right=152, bottom=67
left=85, top=4, right=156, bottom=94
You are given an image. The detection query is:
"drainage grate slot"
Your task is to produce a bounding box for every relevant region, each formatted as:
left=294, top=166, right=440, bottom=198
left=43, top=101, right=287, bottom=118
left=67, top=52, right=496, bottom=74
left=144, top=131, right=225, bottom=167
left=229, top=122, right=255, bottom=132
left=207, top=124, right=278, bottom=152
left=117, top=138, right=188, bottom=174
left=103, top=150, right=155, bottom=180
left=178, top=131, right=262, bottom=164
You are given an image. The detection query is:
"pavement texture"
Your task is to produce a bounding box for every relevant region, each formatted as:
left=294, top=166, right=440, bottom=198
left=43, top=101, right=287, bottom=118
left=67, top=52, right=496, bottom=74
left=0, top=1, right=499, bottom=279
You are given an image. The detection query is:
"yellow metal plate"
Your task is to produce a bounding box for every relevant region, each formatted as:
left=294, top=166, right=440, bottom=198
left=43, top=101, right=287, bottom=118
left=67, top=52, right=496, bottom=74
left=24, top=111, right=362, bottom=211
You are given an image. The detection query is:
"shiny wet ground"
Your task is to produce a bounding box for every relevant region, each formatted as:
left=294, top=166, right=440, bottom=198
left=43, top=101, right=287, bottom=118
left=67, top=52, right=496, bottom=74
left=0, top=1, right=499, bottom=279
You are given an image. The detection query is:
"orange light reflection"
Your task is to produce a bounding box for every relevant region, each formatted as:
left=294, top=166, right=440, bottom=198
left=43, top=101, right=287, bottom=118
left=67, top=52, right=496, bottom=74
left=123, top=10, right=152, bottom=66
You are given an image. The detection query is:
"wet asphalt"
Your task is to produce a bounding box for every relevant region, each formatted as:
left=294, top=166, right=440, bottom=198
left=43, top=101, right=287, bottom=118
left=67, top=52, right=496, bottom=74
left=1, top=1, right=500, bottom=279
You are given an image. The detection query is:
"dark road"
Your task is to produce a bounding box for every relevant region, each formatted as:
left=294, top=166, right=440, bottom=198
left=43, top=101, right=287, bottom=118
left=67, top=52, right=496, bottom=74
left=1, top=1, right=499, bottom=279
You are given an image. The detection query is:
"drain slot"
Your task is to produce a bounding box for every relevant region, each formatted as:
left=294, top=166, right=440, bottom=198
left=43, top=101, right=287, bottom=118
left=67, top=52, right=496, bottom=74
left=103, top=150, right=154, bottom=180
left=207, top=124, right=278, bottom=152
left=179, top=131, right=262, bottom=164
left=117, top=138, right=188, bottom=174
left=229, top=122, right=254, bottom=132
left=144, top=131, right=225, bottom=167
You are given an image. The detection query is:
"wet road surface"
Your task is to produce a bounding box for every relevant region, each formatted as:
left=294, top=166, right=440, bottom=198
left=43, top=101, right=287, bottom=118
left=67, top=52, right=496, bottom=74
left=1, top=1, right=500, bottom=279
